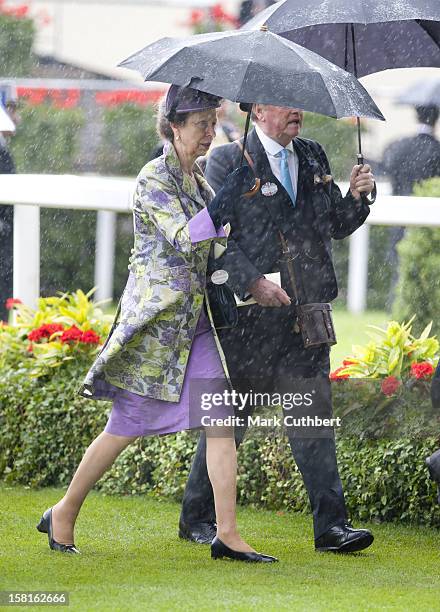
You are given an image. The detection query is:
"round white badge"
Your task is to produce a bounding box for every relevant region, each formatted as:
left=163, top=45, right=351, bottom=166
left=261, top=182, right=278, bottom=197
left=211, top=270, right=229, bottom=285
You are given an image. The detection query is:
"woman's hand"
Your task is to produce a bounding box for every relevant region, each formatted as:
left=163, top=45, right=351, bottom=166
left=207, top=165, right=255, bottom=229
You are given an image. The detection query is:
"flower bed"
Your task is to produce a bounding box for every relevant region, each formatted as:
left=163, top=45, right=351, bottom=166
left=1, top=290, right=112, bottom=377
left=330, top=318, right=440, bottom=438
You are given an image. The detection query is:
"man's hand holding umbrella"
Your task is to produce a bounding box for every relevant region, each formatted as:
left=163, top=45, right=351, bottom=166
left=349, top=163, right=375, bottom=201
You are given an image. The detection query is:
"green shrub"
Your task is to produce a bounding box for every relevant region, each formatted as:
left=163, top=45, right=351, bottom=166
left=393, top=178, right=440, bottom=335
left=0, top=365, right=108, bottom=487
left=332, top=226, right=393, bottom=310
left=0, top=13, right=35, bottom=76
left=11, top=103, right=84, bottom=173
left=39, top=208, right=96, bottom=297
left=302, top=114, right=360, bottom=181
left=10, top=103, right=97, bottom=295
left=97, top=103, right=159, bottom=176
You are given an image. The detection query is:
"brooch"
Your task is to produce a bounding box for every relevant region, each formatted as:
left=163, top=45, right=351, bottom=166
left=211, top=270, right=229, bottom=285
left=314, top=173, right=332, bottom=185
left=261, top=182, right=278, bottom=197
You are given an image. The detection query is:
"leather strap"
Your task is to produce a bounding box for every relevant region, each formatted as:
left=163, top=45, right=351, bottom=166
left=278, top=230, right=301, bottom=305
left=234, top=139, right=255, bottom=170
left=233, top=140, right=260, bottom=197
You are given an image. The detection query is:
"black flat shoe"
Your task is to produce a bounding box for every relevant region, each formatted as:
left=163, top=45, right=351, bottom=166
left=36, top=508, right=80, bottom=554
left=211, top=537, right=278, bottom=563
left=315, top=523, right=374, bottom=553
left=178, top=519, right=217, bottom=544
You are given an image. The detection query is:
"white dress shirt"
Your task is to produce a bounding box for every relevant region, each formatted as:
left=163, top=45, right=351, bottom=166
left=255, top=124, right=299, bottom=194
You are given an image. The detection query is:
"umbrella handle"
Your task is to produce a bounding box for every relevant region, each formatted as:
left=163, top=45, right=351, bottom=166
left=356, top=153, right=377, bottom=205
left=361, top=183, right=377, bottom=205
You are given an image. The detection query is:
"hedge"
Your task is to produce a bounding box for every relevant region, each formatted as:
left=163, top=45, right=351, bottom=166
left=1, top=362, right=439, bottom=526
left=393, top=178, right=440, bottom=335
left=0, top=13, right=34, bottom=77
left=96, top=103, right=159, bottom=177
left=11, top=103, right=84, bottom=173
left=10, top=103, right=98, bottom=296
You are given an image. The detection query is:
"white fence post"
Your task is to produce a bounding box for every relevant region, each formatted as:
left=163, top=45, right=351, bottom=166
left=13, top=204, right=40, bottom=308
left=347, top=224, right=370, bottom=314
left=94, top=210, right=117, bottom=302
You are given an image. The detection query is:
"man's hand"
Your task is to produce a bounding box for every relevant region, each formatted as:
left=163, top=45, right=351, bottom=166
left=247, top=277, right=291, bottom=308
left=349, top=164, right=375, bottom=200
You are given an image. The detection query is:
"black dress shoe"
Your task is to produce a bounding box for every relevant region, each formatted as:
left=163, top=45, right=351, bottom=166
left=178, top=519, right=217, bottom=544
left=315, top=523, right=374, bottom=553
left=426, top=449, right=440, bottom=503
left=36, top=508, right=80, bottom=554
left=211, top=537, right=278, bottom=563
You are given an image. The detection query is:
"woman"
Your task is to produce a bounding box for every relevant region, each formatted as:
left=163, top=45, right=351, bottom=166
left=36, top=85, right=277, bottom=563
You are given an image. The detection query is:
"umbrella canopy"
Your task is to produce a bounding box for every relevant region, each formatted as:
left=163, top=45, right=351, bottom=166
left=119, top=28, right=384, bottom=121
left=397, top=76, right=440, bottom=107
left=242, top=0, right=440, bottom=77
left=0, top=104, right=14, bottom=132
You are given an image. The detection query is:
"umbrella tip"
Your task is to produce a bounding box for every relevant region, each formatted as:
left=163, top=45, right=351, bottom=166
left=259, top=25, right=268, bottom=32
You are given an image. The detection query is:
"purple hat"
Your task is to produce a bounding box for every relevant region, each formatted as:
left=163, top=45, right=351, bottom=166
left=165, top=85, right=222, bottom=119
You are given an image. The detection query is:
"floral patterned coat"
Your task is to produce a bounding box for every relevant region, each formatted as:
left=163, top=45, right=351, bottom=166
left=81, top=142, right=227, bottom=402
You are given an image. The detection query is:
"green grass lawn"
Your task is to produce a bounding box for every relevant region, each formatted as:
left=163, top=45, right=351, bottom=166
left=1, top=485, right=439, bottom=611
left=331, top=310, right=388, bottom=369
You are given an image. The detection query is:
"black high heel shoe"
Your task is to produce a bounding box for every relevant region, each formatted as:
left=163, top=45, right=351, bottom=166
left=211, top=537, right=278, bottom=563
left=36, top=508, right=80, bottom=554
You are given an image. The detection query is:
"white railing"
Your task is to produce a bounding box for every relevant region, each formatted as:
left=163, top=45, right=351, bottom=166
left=0, top=174, right=439, bottom=313
left=0, top=174, right=134, bottom=307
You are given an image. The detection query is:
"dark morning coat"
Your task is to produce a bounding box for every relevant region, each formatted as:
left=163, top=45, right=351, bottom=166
left=205, top=128, right=371, bottom=305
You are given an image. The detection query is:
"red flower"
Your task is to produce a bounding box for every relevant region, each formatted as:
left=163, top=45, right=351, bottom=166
left=410, top=362, right=435, bottom=380
left=28, top=323, right=63, bottom=343
left=343, top=359, right=356, bottom=366
left=27, top=343, right=33, bottom=353
left=1, top=3, right=30, bottom=19
left=330, top=367, right=349, bottom=381
left=5, top=298, right=22, bottom=310
left=95, top=90, right=162, bottom=107
left=60, top=325, right=83, bottom=343
left=381, top=376, right=401, bottom=397
left=189, top=9, right=204, bottom=25
left=80, top=329, right=101, bottom=345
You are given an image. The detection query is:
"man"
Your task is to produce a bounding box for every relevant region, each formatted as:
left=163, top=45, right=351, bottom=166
left=179, top=104, right=376, bottom=553
left=383, top=105, right=440, bottom=197
left=0, top=82, right=18, bottom=322
left=382, top=105, right=440, bottom=309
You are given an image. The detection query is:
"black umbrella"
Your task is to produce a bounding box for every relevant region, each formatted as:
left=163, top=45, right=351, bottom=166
left=397, top=76, right=440, bottom=107
left=242, top=0, right=440, bottom=162
left=119, top=27, right=384, bottom=164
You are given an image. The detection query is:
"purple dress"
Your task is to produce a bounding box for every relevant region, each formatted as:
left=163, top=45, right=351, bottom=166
left=102, top=207, right=233, bottom=437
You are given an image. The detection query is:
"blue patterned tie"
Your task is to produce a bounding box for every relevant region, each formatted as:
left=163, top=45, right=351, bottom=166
left=278, top=148, right=296, bottom=206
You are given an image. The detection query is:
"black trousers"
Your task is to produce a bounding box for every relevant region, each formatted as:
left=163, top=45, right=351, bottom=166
left=180, top=304, right=348, bottom=540
left=0, top=204, right=13, bottom=321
